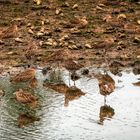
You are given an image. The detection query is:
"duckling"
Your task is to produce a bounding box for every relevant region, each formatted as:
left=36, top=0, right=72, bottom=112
left=0, top=24, right=18, bottom=39
left=13, top=89, right=37, bottom=108
left=94, top=73, right=115, bottom=104
left=10, top=68, right=36, bottom=83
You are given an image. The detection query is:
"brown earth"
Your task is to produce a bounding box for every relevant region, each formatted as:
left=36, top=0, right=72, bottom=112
left=0, top=0, right=140, bottom=73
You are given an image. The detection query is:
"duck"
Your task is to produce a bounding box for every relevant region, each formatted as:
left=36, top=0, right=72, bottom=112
left=13, top=89, right=37, bottom=108
left=10, top=68, right=36, bottom=83
left=64, top=58, right=83, bottom=86
left=24, top=41, right=38, bottom=61
left=94, top=73, right=115, bottom=104
left=46, top=48, right=72, bottom=67
left=0, top=24, right=18, bottom=39
left=67, top=16, right=88, bottom=29
left=28, top=77, right=38, bottom=88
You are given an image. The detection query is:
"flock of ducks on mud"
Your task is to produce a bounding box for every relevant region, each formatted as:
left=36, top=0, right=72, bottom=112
left=0, top=49, right=117, bottom=126
left=0, top=22, right=117, bottom=127
left=0, top=22, right=139, bottom=127
left=6, top=57, right=115, bottom=107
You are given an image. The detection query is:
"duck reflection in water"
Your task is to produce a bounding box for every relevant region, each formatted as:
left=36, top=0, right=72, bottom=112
left=98, top=105, right=115, bottom=125
left=17, top=113, right=40, bottom=128
left=43, top=79, right=69, bottom=94
left=13, top=89, right=38, bottom=109
left=64, top=86, right=85, bottom=107
left=43, top=80, right=85, bottom=106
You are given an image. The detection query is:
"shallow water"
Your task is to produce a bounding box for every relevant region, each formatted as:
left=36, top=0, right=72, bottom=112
left=0, top=68, right=140, bottom=140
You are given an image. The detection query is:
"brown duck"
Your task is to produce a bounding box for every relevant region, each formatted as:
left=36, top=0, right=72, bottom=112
left=0, top=24, right=18, bottom=39
left=10, top=68, right=36, bottom=83
left=94, top=73, right=115, bottom=104
left=64, top=59, right=83, bottom=86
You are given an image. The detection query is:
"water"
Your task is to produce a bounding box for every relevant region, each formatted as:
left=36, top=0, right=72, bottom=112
left=0, top=68, right=140, bottom=140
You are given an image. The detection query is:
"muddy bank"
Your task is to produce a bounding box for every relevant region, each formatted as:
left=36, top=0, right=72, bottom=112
left=0, top=0, right=140, bottom=73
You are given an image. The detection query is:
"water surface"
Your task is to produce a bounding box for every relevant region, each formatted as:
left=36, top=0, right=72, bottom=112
left=0, top=69, right=140, bottom=140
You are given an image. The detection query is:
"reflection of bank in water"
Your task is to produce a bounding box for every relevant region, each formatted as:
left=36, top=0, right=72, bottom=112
left=98, top=105, right=115, bottom=125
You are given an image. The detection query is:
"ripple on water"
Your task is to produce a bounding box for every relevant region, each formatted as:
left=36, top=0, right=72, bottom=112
left=0, top=69, right=140, bottom=140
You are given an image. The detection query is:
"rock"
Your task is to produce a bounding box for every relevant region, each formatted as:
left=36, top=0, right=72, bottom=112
left=70, top=16, right=88, bottom=28
left=34, top=0, right=42, bottom=5
left=0, top=40, right=4, bottom=44
left=36, top=32, right=45, bottom=37
left=133, top=36, right=140, bottom=43
left=117, top=14, right=126, bottom=19
left=45, top=38, right=58, bottom=47
left=55, top=9, right=62, bottom=15
left=96, top=6, right=104, bottom=11
left=59, top=34, right=69, bottom=42
left=68, top=45, right=79, bottom=50
left=28, top=29, right=34, bottom=34
left=137, top=20, right=140, bottom=25
left=72, top=4, right=78, bottom=9
left=85, top=43, right=92, bottom=49
left=15, top=37, right=24, bottom=43
left=61, top=2, right=69, bottom=7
